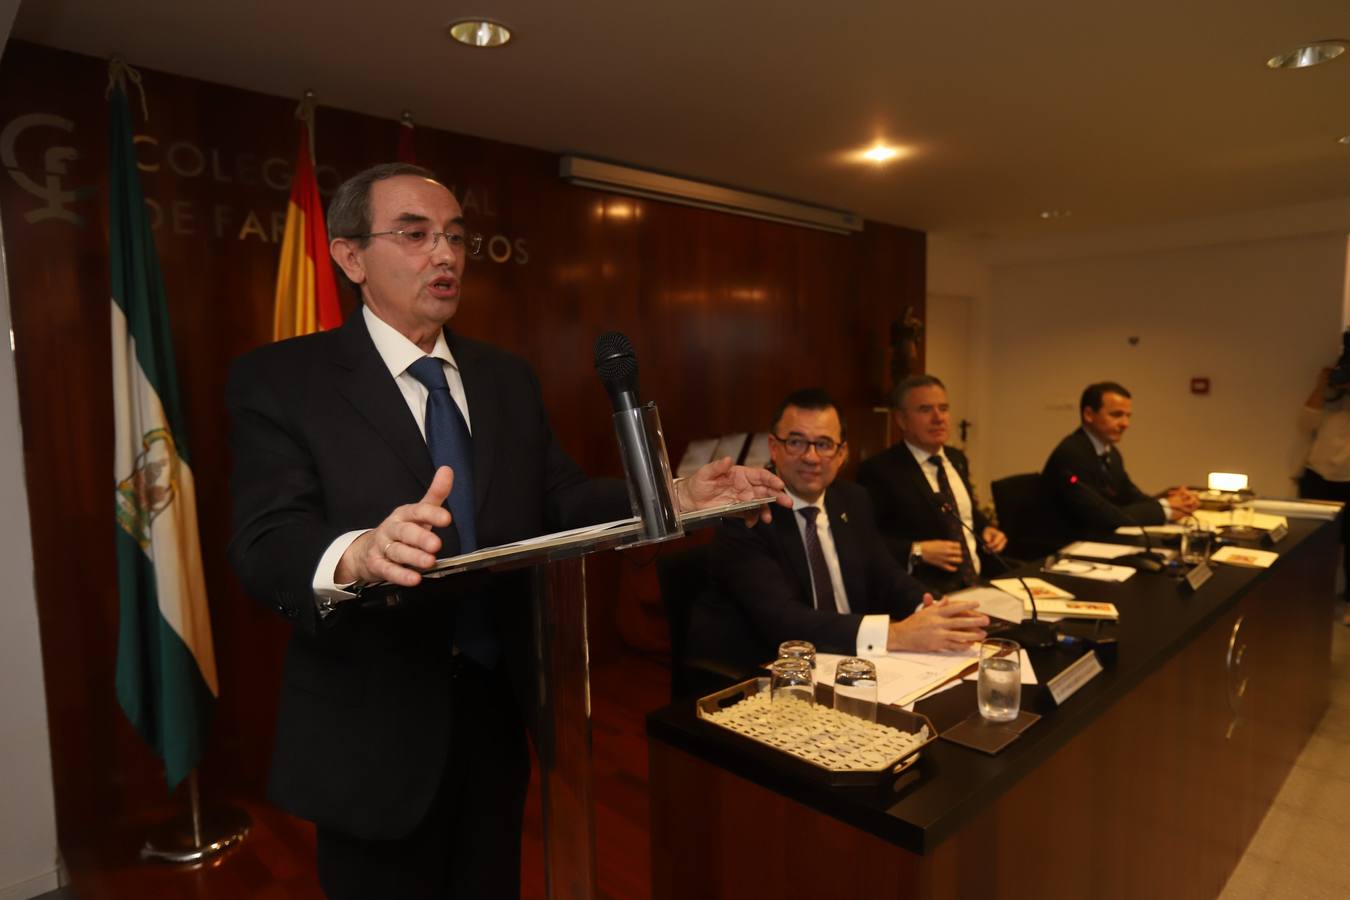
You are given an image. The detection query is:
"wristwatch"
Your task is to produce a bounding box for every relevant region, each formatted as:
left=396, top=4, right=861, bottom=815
left=909, top=542, right=924, bottom=572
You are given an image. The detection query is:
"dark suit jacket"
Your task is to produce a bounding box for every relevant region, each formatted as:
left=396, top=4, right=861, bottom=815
left=226, top=310, right=628, bottom=841
left=1041, top=428, right=1164, bottom=537
left=856, top=443, right=991, bottom=596
left=691, top=479, right=928, bottom=673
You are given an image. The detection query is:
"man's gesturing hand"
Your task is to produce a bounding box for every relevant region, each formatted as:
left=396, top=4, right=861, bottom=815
left=886, top=594, right=990, bottom=652
left=335, top=466, right=455, bottom=587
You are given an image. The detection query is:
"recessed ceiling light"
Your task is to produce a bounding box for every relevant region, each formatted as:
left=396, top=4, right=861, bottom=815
left=1266, top=40, right=1346, bottom=69
left=1339, top=135, right=1350, bottom=145
left=448, top=19, right=512, bottom=48
left=1039, top=210, right=1072, bottom=220
left=861, top=144, right=901, bottom=163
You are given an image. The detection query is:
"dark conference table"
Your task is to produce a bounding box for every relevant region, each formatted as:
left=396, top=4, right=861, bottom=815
left=646, top=518, right=1337, bottom=899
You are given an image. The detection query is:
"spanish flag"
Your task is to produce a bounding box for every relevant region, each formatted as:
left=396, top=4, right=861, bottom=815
left=272, top=121, right=341, bottom=340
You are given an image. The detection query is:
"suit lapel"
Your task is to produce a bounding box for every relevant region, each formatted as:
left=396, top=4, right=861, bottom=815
left=331, top=311, right=433, bottom=489
left=769, top=505, right=814, bottom=606
left=445, top=331, right=497, bottom=516
left=826, top=490, right=868, bottom=611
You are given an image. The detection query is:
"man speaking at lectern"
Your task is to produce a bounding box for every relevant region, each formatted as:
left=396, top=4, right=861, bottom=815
left=1042, top=381, right=1199, bottom=537
left=226, top=163, right=785, bottom=898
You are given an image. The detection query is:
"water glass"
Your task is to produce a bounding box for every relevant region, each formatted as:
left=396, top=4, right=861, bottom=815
left=777, top=640, right=817, bottom=669
left=1180, top=519, right=1213, bottom=565
left=977, top=639, right=1021, bottom=723
left=769, top=657, right=815, bottom=707
left=833, top=657, right=879, bottom=722
left=1232, top=503, right=1256, bottom=529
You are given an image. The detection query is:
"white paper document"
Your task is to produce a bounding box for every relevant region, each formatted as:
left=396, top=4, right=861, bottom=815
left=815, top=648, right=1038, bottom=710
left=1060, top=540, right=1145, bottom=560
left=1115, top=524, right=1186, bottom=537
left=1210, top=546, right=1279, bottom=568
left=990, top=577, right=1075, bottom=601
left=1192, top=509, right=1286, bottom=532
left=946, top=585, right=1026, bottom=623
left=1044, top=558, right=1135, bottom=582
left=1250, top=498, right=1342, bottom=521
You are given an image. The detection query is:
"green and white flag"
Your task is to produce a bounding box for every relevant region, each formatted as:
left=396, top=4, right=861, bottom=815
left=109, top=64, right=218, bottom=790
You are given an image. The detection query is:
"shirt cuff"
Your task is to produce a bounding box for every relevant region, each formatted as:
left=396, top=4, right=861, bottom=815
left=312, top=529, right=368, bottom=607
left=1158, top=498, right=1172, bottom=518
left=856, top=614, right=890, bottom=656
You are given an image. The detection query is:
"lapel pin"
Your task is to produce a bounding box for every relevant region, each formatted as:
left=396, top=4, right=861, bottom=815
left=840, top=512, right=849, bottom=523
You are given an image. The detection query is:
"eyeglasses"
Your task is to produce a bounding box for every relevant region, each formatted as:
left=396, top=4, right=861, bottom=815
left=351, top=228, right=484, bottom=257
left=771, top=434, right=844, bottom=458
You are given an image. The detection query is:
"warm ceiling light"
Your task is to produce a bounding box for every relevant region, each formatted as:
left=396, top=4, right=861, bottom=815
left=862, top=144, right=900, bottom=163
left=1039, top=209, right=1072, bottom=220
left=1339, top=135, right=1350, bottom=145
left=1266, top=40, right=1346, bottom=69
left=448, top=20, right=512, bottom=48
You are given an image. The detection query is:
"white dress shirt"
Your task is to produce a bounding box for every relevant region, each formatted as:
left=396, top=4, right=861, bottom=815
left=786, top=489, right=890, bottom=657
left=312, top=306, right=472, bottom=600
left=904, top=442, right=980, bottom=574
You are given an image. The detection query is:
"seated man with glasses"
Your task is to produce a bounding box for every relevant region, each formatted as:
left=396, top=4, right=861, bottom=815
left=857, top=374, right=1008, bottom=596
left=689, top=388, right=989, bottom=675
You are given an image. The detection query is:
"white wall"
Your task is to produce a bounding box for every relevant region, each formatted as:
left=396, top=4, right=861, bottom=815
left=977, top=233, right=1345, bottom=499
left=0, top=221, right=61, bottom=900
left=928, top=207, right=1350, bottom=508
left=0, top=4, right=64, bottom=898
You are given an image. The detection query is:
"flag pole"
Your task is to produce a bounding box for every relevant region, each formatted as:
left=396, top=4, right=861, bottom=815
left=141, top=769, right=251, bottom=863
left=106, top=55, right=252, bottom=865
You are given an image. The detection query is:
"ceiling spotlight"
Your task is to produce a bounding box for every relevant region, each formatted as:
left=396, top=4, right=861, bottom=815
left=1266, top=40, right=1346, bottom=69
left=448, top=19, right=513, bottom=48
left=861, top=144, right=901, bottom=163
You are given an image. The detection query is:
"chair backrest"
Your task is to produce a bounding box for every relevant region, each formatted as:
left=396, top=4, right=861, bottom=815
left=655, top=543, right=711, bottom=679
left=655, top=542, right=759, bottom=700
left=991, top=472, right=1067, bottom=559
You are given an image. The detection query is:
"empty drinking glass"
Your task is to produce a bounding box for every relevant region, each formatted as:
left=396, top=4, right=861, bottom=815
left=977, top=639, right=1021, bottom=722
left=770, top=657, right=815, bottom=707
left=1180, top=518, right=1213, bottom=565
left=778, top=640, right=817, bottom=669
left=833, top=657, right=879, bottom=722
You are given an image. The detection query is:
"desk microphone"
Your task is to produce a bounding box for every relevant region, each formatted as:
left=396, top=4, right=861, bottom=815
left=938, top=500, right=1057, bottom=648
left=1062, top=472, right=1166, bottom=572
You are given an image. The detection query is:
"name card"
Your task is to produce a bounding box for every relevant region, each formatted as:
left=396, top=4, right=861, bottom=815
left=1264, top=523, right=1289, bottom=545
left=1185, top=561, right=1214, bottom=591
left=1047, top=651, right=1104, bottom=706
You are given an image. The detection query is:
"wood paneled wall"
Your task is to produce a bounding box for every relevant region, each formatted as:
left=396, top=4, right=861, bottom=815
left=0, top=41, right=923, bottom=844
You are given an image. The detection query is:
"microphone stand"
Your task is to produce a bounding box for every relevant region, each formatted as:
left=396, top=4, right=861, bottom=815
left=939, top=501, right=1057, bottom=649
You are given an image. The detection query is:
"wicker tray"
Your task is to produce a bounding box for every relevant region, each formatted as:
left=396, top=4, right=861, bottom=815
left=695, top=677, right=938, bottom=787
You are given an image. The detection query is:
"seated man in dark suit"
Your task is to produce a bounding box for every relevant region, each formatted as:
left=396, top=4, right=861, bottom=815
left=857, top=374, right=1008, bottom=596
left=1042, top=381, right=1199, bottom=537
left=693, top=388, right=989, bottom=673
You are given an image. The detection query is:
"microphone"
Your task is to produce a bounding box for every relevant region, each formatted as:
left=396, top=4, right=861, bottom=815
left=592, top=331, right=681, bottom=544
left=594, top=331, right=640, bottom=412
left=1063, top=472, right=1165, bottom=572
left=938, top=499, right=1057, bottom=649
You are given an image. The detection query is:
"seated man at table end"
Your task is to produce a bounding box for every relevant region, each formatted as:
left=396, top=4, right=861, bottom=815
left=1042, top=381, right=1199, bottom=538
left=688, top=388, right=989, bottom=674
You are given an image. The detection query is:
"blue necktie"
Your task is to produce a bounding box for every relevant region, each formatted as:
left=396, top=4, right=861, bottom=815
left=407, top=357, right=497, bottom=668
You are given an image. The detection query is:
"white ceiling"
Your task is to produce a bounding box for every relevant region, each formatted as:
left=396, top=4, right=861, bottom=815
left=12, top=0, right=1350, bottom=237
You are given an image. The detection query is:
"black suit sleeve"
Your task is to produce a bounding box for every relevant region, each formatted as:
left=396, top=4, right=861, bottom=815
left=709, top=519, right=865, bottom=656
left=226, top=351, right=345, bottom=636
